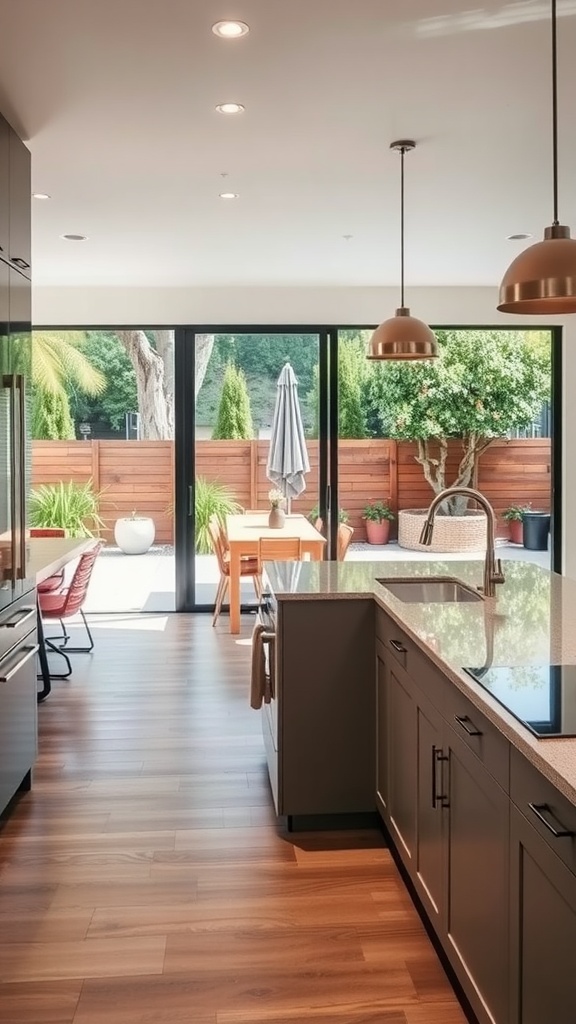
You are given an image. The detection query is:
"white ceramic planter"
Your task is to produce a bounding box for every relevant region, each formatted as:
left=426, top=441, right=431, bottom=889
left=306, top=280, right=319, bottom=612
left=114, top=516, right=155, bottom=555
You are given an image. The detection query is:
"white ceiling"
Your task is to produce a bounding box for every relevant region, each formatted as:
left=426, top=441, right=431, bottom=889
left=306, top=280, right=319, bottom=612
left=1, top=0, right=576, bottom=289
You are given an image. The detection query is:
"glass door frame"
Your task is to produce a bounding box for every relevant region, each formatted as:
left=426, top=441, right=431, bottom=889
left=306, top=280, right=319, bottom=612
left=174, top=322, right=562, bottom=609
left=174, top=325, right=334, bottom=611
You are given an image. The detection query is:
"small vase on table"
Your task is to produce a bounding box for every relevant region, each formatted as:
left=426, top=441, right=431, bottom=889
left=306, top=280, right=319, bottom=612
left=268, top=489, right=286, bottom=529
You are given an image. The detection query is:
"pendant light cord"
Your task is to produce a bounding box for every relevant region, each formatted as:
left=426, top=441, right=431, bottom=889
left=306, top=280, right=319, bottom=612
left=552, top=0, right=559, bottom=225
left=400, top=146, right=405, bottom=307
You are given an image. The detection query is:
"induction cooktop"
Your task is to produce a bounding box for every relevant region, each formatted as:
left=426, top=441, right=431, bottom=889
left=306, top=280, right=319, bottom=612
left=463, top=665, right=576, bottom=738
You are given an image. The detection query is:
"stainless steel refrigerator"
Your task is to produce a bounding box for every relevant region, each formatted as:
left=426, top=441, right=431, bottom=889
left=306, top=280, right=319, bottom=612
left=0, top=114, right=37, bottom=817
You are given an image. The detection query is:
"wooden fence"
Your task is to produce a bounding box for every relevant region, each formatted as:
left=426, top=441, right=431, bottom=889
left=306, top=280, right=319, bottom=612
left=31, top=438, right=551, bottom=544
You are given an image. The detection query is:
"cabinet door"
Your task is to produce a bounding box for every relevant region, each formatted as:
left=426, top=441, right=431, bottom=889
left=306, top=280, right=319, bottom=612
left=8, top=129, right=31, bottom=277
left=510, top=805, right=576, bottom=1024
left=0, top=634, right=37, bottom=816
left=376, top=649, right=388, bottom=817
left=385, top=662, right=417, bottom=867
left=0, top=116, right=9, bottom=258
left=415, top=690, right=445, bottom=925
left=444, top=726, right=509, bottom=1024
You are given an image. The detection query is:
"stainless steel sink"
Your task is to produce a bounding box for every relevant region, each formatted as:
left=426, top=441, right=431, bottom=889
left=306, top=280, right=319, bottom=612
left=376, top=576, right=484, bottom=604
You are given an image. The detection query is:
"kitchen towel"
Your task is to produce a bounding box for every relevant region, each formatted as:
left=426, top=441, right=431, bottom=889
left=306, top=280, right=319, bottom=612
left=250, top=621, right=271, bottom=709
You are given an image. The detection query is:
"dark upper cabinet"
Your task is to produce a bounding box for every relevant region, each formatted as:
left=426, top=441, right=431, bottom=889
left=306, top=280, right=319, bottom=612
left=8, top=128, right=31, bottom=278
left=0, top=116, right=9, bottom=258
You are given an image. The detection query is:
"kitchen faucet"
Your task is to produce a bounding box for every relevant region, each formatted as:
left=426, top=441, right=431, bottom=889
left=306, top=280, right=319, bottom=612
left=419, top=486, right=505, bottom=598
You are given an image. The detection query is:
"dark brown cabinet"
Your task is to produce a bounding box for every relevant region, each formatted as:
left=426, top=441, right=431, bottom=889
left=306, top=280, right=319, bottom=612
left=8, top=127, right=31, bottom=277
left=376, top=647, right=417, bottom=866
left=265, top=597, right=375, bottom=827
left=443, top=726, right=509, bottom=1024
left=0, top=115, right=9, bottom=259
left=0, top=114, right=31, bottom=278
left=510, top=804, right=576, bottom=1024
left=376, top=608, right=510, bottom=1024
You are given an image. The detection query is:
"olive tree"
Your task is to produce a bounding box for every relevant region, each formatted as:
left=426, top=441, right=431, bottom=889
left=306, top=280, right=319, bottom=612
left=368, top=330, right=550, bottom=512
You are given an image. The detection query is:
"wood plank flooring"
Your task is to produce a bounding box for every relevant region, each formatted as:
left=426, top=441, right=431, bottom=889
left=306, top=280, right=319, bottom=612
left=0, top=613, right=467, bottom=1023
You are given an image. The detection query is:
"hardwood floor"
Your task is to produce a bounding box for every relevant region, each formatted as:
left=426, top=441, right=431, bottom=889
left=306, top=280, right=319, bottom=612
left=0, top=613, right=467, bottom=1024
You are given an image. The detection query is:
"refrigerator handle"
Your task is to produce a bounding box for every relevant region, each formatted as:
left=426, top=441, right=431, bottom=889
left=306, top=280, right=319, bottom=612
left=15, top=375, right=27, bottom=580
left=2, top=374, right=17, bottom=584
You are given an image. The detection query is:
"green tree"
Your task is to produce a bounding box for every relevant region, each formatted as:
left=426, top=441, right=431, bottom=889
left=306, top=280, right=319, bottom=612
left=212, top=362, right=254, bottom=440
left=31, top=331, right=105, bottom=440
left=67, top=331, right=138, bottom=433
left=32, top=389, right=75, bottom=440
left=338, top=336, right=370, bottom=438
left=368, top=329, right=550, bottom=511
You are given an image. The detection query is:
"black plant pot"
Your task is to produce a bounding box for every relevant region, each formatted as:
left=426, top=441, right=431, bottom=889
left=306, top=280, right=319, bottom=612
left=522, top=512, right=550, bottom=551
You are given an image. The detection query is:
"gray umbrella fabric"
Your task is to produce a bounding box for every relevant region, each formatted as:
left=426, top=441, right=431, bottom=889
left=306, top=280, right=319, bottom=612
left=266, top=362, right=310, bottom=503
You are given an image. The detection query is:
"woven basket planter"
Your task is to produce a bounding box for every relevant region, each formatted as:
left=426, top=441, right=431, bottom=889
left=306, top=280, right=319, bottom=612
left=398, top=508, right=487, bottom=553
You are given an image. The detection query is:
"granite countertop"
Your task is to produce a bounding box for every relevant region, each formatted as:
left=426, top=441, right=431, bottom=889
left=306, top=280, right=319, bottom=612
left=264, top=557, right=576, bottom=805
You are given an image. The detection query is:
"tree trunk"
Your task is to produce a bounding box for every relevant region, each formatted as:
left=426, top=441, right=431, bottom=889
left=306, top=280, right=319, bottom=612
left=117, top=331, right=172, bottom=440
left=118, top=331, right=215, bottom=439
left=195, top=334, right=214, bottom=399
left=414, top=436, right=494, bottom=515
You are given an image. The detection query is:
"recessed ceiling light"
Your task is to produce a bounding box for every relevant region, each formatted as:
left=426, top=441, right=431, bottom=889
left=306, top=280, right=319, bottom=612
left=32, top=192, right=51, bottom=200
left=215, top=103, right=245, bottom=114
left=60, top=233, right=88, bottom=241
left=212, top=20, right=249, bottom=38
left=506, top=233, right=533, bottom=240
left=219, top=192, right=239, bottom=200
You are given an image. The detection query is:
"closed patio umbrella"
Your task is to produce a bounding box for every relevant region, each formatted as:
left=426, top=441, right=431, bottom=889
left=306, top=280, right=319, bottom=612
left=266, top=362, right=310, bottom=510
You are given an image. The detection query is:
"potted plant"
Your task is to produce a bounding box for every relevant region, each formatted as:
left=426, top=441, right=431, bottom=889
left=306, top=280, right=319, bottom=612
left=29, top=479, right=106, bottom=538
left=503, top=504, right=531, bottom=545
left=362, top=500, right=395, bottom=545
left=114, top=509, right=155, bottom=555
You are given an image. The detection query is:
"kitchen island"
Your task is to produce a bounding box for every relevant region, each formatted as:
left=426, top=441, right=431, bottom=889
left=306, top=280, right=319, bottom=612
left=263, top=557, right=576, bottom=1024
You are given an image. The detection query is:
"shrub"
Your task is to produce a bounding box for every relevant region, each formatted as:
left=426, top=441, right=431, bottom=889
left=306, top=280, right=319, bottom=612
left=195, top=477, right=241, bottom=554
left=503, top=503, right=532, bottom=521
left=362, top=500, right=395, bottom=522
left=29, top=480, right=106, bottom=537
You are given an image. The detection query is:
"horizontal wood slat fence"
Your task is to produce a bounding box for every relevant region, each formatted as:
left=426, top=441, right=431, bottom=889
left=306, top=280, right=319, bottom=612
left=31, top=438, right=551, bottom=544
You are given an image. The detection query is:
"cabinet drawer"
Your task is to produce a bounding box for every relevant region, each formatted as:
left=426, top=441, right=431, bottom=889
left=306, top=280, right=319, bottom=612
left=376, top=608, right=447, bottom=709
left=0, top=592, right=37, bottom=663
left=511, top=748, right=576, bottom=877
left=446, top=684, right=510, bottom=790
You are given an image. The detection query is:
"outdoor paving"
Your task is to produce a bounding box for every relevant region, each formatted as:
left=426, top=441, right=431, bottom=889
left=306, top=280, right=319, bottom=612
left=80, top=540, right=551, bottom=615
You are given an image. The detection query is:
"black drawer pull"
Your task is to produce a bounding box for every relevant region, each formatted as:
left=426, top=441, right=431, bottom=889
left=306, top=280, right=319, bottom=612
left=455, top=714, right=482, bottom=737
left=10, top=256, right=30, bottom=269
left=390, top=639, right=407, bottom=654
left=528, top=802, right=575, bottom=838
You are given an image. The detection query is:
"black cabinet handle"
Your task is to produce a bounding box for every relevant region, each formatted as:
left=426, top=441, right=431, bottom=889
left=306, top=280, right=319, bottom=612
left=390, top=639, right=407, bottom=654
left=432, top=746, right=449, bottom=809
left=454, top=714, right=482, bottom=737
left=10, top=256, right=30, bottom=269
left=528, top=802, right=575, bottom=838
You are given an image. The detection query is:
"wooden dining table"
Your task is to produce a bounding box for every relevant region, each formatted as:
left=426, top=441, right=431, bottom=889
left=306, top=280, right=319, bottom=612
left=225, top=513, right=326, bottom=634
left=30, top=536, right=98, bottom=701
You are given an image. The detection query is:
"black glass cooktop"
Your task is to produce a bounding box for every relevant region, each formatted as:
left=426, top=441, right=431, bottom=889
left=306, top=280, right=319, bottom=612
left=463, top=665, right=576, bottom=738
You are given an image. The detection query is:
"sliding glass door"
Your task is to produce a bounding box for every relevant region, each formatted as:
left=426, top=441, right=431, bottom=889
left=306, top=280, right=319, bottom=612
left=175, top=328, right=325, bottom=610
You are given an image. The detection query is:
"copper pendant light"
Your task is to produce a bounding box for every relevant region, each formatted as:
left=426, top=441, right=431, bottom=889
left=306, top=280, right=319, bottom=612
left=498, top=0, right=576, bottom=314
left=367, top=140, right=438, bottom=360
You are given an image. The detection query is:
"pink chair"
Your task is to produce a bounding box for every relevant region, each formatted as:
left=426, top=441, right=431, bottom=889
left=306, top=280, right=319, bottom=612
left=31, top=528, right=67, bottom=593
left=38, top=542, right=103, bottom=677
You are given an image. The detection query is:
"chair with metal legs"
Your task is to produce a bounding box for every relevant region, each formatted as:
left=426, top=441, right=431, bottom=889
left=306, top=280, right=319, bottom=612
left=38, top=542, right=103, bottom=677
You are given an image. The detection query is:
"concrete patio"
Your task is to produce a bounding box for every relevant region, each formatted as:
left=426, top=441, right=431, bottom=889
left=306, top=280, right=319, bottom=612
left=81, top=540, right=551, bottom=614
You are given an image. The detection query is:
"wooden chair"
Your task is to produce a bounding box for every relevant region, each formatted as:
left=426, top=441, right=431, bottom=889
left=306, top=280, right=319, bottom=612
left=257, top=537, right=303, bottom=572
left=31, top=527, right=67, bottom=593
left=314, top=517, right=324, bottom=534
left=208, top=516, right=262, bottom=626
left=243, top=509, right=269, bottom=516
left=337, top=524, right=354, bottom=561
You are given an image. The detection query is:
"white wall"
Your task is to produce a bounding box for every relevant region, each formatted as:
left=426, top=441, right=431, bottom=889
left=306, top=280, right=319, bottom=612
left=33, top=283, right=574, bottom=576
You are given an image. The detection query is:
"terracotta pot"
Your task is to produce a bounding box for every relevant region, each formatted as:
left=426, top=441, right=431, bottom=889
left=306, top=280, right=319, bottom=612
left=508, top=519, right=523, bottom=545
left=365, top=519, right=391, bottom=545
left=268, top=507, right=286, bottom=529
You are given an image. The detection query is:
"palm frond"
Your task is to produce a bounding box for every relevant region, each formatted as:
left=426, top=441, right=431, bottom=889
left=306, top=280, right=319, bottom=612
left=33, top=333, right=106, bottom=395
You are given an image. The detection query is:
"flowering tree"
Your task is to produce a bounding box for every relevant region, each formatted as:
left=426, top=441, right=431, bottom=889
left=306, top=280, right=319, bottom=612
left=368, top=330, right=550, bottom=513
